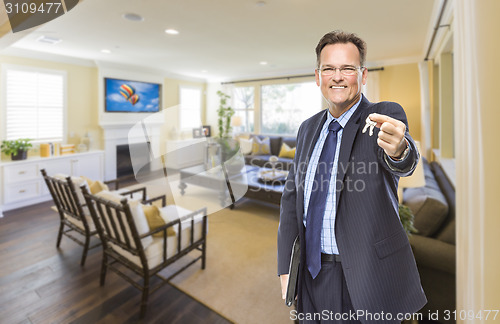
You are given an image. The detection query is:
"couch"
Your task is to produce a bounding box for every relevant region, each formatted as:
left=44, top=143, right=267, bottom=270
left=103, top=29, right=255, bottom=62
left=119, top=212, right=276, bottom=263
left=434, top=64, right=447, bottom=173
left=404, top=160, right=456, bottom=323
left=242, top=134, right=297, bottom=171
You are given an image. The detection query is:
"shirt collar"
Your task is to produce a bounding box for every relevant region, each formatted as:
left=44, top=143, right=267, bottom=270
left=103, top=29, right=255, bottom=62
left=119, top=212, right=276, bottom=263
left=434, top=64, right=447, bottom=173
left=326, top=95, right=363, bottom=128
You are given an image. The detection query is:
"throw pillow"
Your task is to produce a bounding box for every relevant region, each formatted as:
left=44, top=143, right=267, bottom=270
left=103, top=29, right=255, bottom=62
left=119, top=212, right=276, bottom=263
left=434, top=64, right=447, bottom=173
left=239, top=138, right=253, bottom=155
left=403, top=186, right=449, bottom=237
left=142, top=204, right=175, bottom=238
left=81, top=176, right=109, bottom=194
left=96, top=190, right=153, bottom=249
left=278, top=142, right=296, bottom=159
left=53, top=173, right=89, bottom=205
left=251, top=136, right=271, bottom=155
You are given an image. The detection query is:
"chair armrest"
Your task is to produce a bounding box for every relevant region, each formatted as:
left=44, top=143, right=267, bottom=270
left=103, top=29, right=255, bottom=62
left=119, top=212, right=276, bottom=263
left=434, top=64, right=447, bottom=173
left=104, top=179, right=120, bottom=190
left=139, top=207, right=207, bottom=239
left=119, top=187, right=147, bottom=201
left=143, top=195, right=166, bottom=207
left=409, top=234, right=455, bottom=275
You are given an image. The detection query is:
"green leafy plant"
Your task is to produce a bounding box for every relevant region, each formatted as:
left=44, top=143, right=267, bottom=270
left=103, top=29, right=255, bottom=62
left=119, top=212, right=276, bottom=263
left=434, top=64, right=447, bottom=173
left=215, top=91, right=241, bottom=164
left=1, top=138, right=33, bottom=157
left=216, top=90, right=235, bottom=139
left=399, top=204, right=418, bottom=236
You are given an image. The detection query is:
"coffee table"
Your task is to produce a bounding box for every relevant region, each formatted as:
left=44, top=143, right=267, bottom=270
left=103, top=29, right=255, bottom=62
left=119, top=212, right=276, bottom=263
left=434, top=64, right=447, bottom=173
left=178, top=164, right=287, bottom=208
left=242, top=167, right=286, bottom=205
left=178, top=164, right=258, bottom=208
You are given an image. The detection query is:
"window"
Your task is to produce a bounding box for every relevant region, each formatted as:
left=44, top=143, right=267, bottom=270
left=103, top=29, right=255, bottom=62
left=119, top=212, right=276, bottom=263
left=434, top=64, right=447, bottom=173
left=232, top=86, right=254, bottom=133
left=179, top=86, right=202, bottom=130
left=3, top=66, right=66, bottom=142
left=261, top=81, right=321, bottom=135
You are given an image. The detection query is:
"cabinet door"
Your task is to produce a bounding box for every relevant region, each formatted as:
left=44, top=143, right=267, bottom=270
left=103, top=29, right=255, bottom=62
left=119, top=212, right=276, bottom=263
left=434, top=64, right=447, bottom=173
left=39, top=158, right=71, bottom=177
left=70, top=154, right=103, bottom=180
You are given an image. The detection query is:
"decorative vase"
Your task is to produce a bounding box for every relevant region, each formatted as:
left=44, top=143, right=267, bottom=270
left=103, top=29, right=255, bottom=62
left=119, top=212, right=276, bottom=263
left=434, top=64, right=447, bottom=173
left=80, top=132, right=91, bottom=151
left=204, top=141, right=221, bottom=170
left=224, top=159, right=245, bottom=175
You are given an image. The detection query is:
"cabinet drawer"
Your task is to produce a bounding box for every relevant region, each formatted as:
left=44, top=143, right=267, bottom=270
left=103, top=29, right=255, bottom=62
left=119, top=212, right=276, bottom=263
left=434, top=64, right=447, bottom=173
left=4, top=182, right=40, bottom=203
left=4, top=164, right=39, bottom=184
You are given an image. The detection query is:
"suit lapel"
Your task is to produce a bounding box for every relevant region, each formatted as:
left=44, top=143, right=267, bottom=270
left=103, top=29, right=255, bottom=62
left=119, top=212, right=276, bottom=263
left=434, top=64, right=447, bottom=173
left=296, top=110, right=327, bottom=218
left=335, top=96, right=369, bottom=211
left=303, top=111, right=327, bottom=167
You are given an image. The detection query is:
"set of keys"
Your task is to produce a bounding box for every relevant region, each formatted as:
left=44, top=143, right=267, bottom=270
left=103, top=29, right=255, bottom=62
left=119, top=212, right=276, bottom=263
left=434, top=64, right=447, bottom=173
left=362, top=116, right=377, bottom=136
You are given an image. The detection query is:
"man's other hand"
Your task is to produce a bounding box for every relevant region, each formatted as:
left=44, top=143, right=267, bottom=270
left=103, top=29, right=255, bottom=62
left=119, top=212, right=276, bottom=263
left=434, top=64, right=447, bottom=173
left=369, top=113, right=407, bottom=158
left=280, top=274, right=289, bottom=299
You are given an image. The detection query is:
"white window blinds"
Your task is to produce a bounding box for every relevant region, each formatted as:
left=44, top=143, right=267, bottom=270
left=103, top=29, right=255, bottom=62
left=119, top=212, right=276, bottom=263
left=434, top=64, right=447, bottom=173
left=5, top=68, right=65, bottom=142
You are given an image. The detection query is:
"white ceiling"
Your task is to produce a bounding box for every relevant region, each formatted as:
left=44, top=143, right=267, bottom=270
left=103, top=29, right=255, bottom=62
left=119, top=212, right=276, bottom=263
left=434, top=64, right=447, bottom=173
left=0, top=0, right=438, bottom=82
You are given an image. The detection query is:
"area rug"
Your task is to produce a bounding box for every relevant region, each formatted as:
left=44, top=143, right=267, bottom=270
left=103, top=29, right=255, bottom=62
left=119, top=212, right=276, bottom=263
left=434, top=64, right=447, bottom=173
left=131, top=175, right=293, bottom=324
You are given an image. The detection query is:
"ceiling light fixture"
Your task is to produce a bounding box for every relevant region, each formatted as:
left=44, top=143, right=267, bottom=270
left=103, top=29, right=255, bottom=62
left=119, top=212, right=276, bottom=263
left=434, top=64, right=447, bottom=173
left=101, top=49, right=111, bottom=54
left=122, top=13, right=144, bottom=22
left=36, top=35, right=62, bottom=44
left=165, top=29, right=179, bottom=35
left=260, top=61, right=268, bottom=65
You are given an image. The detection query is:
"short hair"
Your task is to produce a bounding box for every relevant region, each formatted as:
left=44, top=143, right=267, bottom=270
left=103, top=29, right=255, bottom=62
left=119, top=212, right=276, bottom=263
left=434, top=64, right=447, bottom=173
left=315, top=30, right=367, bottom=68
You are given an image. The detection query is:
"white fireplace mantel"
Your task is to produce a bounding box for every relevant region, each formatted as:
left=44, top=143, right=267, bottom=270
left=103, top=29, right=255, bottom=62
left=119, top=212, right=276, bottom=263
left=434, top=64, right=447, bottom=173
left=100, top=122, right=162, bottom=180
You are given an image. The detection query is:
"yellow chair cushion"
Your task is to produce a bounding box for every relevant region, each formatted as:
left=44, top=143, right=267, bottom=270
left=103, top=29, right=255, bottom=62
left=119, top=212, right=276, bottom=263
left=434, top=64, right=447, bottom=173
left=251, top=137, right=271, bottom=155
left=142, top=204, right=175, bottom=238
left=81, top=176, right=109, bottom=194
left=278, top=142, right=296, bottom=159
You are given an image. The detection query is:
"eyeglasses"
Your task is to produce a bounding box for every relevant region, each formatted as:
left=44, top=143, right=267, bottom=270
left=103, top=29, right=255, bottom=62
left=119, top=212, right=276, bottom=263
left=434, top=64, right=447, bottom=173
left=318, top=66, right=364, bottom=76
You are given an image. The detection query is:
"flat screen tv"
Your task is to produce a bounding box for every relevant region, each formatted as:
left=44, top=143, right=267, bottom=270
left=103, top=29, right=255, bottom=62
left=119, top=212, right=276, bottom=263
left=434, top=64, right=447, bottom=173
left=104, top=77, right=161, bottom=113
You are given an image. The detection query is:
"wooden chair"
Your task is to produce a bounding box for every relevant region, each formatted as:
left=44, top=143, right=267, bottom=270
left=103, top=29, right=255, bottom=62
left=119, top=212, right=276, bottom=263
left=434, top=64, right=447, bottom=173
left=81, top=186, right=207, bottom=317
left=41, top=169, right=148, bottom=266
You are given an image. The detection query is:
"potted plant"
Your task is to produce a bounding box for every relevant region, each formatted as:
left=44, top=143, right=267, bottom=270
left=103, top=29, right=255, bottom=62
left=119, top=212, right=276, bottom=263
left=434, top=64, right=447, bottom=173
left=216, top=90, right=235, bottom=139
left=399, top=204, right=418, bottom=236
left=1, top=138, right=33, bottom=160
left=215, top=91, right=244, bottom=172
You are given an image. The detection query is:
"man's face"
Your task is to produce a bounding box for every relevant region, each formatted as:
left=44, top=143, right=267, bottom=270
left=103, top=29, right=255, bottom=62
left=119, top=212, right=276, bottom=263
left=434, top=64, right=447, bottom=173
left=315, top=43, right=368, bottom=117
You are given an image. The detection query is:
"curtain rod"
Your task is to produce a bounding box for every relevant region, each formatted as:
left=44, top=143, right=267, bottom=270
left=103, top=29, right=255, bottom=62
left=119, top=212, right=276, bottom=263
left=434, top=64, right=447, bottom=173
left=424, top=0, right=448, bottom=61
left=221, top=67, right=384, bottom=85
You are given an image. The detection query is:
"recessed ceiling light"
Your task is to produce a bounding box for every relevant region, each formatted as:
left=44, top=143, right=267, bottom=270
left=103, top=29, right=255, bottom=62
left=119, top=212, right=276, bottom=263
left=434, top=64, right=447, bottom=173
left=36, top=35, right=62, bottom=44
left=260, top=61, right=268, bottom=65
left=122, top=13, right=144, bottom=22
left=165, top=29, right=179, bottom=35
left=101, top=49, right=111, bottom=54
left=201, top=70, right=208, bottom=73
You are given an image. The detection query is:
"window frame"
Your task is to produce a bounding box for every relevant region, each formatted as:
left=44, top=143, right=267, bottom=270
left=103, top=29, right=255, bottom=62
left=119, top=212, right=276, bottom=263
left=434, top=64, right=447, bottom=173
left=1, top=64, right=67, bottom=144
left=178, top=85, right=203, bottom=131
left=259, top=80, right=322, bottom=136
left=231, top=85, right=255, bottom=134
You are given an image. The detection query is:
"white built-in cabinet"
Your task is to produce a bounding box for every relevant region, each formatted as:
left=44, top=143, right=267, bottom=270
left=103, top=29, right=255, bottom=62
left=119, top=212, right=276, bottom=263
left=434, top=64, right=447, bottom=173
left=0, top=151, right=104, bottom=216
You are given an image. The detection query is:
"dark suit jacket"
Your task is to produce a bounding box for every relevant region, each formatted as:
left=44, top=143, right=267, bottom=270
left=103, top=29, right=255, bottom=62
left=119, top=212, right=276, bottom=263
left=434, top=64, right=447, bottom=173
left=278, top=95, right=427, bottom=321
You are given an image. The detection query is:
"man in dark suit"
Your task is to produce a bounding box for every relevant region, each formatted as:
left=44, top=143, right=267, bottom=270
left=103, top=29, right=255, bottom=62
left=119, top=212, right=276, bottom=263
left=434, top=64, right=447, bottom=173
left=277, top=30, right=427, bottom=323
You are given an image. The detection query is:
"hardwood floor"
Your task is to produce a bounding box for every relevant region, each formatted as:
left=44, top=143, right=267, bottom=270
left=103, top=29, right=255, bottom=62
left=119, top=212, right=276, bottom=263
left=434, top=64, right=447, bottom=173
left=0, top=201, right=232, bottom=324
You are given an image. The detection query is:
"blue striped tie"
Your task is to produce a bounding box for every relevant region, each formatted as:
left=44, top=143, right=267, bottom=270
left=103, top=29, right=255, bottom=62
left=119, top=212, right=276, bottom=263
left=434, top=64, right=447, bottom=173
left=306, top=120, right=342, bottom=279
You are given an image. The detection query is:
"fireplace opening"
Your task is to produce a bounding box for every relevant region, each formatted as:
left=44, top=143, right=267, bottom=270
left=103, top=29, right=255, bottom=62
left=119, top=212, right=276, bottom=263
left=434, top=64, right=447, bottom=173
left=116, top=144, right=151, bottom=179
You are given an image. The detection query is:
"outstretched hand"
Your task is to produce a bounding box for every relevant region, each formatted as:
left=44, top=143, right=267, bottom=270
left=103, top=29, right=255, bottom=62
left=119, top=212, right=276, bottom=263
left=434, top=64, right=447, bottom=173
left=368, top=113, right=407, bottom=159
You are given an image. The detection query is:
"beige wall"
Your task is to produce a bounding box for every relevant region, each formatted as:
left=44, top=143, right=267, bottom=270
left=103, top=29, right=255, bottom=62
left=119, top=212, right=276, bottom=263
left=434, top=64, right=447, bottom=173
left=378, top=63, right=422, bottom=142
left=0, top=55, right=98, bottom=159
